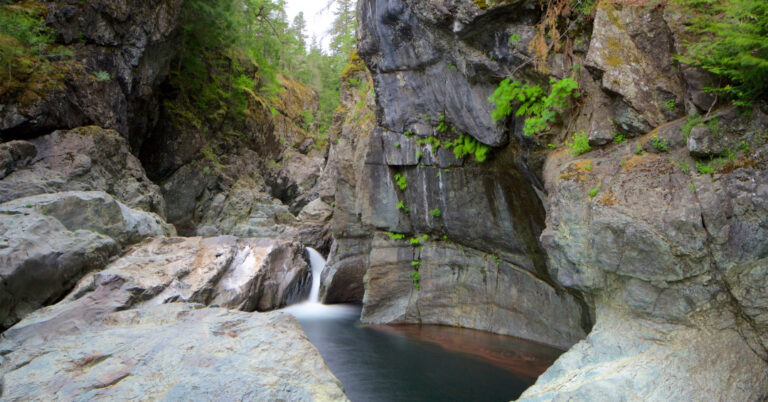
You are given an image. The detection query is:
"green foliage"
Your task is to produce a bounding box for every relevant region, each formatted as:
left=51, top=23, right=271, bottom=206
left=635, top=144, right=644, bottom=155
left=664, top=99, right=676, bottom=111
left=411, top=260, right=421, bottom=267
left=696, top=160, right=714, bottom=174
left=584, top=162, right=593, bottom=171
left=489, top=77, right=580, bottom=137
left=446, top=133, right=492, bottom=162
left=394, top=173, right=407, bottom=190
left=396, top=201, right=410, bottom=214
left=675, top=158, right=691, bottom=174
left=650, top=135, right=669, bottom=152
left=566, top=130, right=591, bottom=155
left=409, top=270, right=420, bottom=289
left=429, top=208, right=441, bottom=217
left=93, top=71, right=111, bottom=81
left=739, top=140, right=750, bottom=153
left=675, top=0, right=768, bottom=106
left=0, top=5, right=54, bottom=78
left=682, top=114, right=703, bottom=139
left=509, top=33, right=520, bottom=43
left=613, top=132, right=627, bottom=144
left=588, top=184, right=601, bottom=197
left=387, top=232, right=406, bottom=241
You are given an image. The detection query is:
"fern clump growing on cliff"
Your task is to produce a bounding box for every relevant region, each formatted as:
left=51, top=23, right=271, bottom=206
left=676, top=0, right=768, bottom=106
left=489, top=77, right=580, bottom=137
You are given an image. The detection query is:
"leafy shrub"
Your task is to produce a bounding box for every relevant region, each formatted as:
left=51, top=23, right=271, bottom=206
left=93, top=71, right=112, bottom=81
left=0, top=6, right=53, bottom=78
left=588, top=184, right=600, bottom=197
left=650, top=135, right=669, bottom=152
left=409, top=270, right=420, bottom=289
left=675, top=0, right=768, bottom=106
left=489, top=77, right=580, bottom=137
left=613, top=132, right=627, bottom=144
left=429, top=208, right=441, bottom=217
left=696, top=160, right=714, bottom=174
left=446, top=133, right=492, bottom=162
left=566, top=130, right=591, bottom=155
left=393, top=173, right=407, bottom=190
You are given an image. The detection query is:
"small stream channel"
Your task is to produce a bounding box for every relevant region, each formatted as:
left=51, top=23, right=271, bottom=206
left=282, top=249, right=563, bottom=402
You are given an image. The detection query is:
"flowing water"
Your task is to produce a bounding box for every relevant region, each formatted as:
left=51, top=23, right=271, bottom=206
left=282, top=248, right=563, bottom=402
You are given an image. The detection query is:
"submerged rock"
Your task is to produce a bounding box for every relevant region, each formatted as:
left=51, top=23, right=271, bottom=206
left=0, top=303, right=347, bottom=401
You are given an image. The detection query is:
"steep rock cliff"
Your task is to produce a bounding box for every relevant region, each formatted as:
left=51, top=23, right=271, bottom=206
left=321, top=0, right=591, bottom=350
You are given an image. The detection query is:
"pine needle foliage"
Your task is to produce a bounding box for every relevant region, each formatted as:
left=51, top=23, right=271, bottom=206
left=675, top=0, right=768, bottom=106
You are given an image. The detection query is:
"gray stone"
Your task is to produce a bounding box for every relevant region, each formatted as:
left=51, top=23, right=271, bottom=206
left=687, top=125, right=722, bottom=158
left=529, top=107, right=768, bottom=399
left=361, top=237, right=588, bottom=350
left=0, top=191, right=173, bottom=330
left=63, top=236, right=311, bottom=313
left=0, top=303, right=347, bottom=401
left=0, top=127, right=166, bottom=217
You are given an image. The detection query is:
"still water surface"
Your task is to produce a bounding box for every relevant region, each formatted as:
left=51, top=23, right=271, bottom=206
left=283, top=249, right=563, bottom=402
left=285, top=303, right=562, bottom=402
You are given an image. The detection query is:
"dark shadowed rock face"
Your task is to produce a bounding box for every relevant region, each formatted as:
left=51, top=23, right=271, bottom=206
left=0, top=0, right=184, bottom=149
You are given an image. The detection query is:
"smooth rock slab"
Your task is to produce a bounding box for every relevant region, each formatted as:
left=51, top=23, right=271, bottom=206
left=0, top=303, right=348, bottom=401
left=0, top=191, right=173, bottom=330
left=62, top=236, right=311, bottom=314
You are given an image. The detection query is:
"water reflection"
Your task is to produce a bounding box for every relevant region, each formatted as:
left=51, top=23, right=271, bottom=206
left=285, top=304, right=563, bottom=402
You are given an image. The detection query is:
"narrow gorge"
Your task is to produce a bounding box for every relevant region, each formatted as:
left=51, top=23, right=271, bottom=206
left=0, top=0, right=766, bottom=400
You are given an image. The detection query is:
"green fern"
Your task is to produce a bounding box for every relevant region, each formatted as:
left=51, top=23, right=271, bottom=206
left=489, top=77, right=580, bottom=137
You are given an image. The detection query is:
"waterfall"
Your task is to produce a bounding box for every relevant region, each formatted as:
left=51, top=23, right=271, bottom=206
left=281, top=248, right=358, bottom=320
left=306, top=247, right=325, bottom=303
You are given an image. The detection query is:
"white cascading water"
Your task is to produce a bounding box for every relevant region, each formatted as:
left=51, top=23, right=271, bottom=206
left=281, top=248, right=359, bottom=320
left=306, top=247, right=325, bottom=303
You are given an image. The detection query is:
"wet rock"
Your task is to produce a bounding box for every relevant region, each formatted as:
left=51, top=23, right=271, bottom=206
left=0, top=126, right=165, bottom=217
left=361, top=237, right=587, bottom=350
left=0, top=303, right=347, bottom=401
left=0, top=191, right=172, bottom=330
left=320, top=238, right=372, bottom=304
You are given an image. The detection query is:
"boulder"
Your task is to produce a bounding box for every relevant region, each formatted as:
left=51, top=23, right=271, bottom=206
left=59, top=236, right=312, bottom=313
left=585, top=2, right=684, bottom=129
left=0, top=127, right=165, bottom=217
left=0, top=191, right=173, bottom=330
left=0, top=303, right=347, bottom=401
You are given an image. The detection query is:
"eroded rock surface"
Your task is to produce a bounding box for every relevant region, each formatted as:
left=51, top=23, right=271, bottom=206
left=520, top=106, right=768, bottom=399
left=58, top=236, right=311, bottom=314
left=318, top=0, right=591, bottom=350
left=0, top=303, right=347, bottom=401
left=0, top=191, right=173, bottom=330
left=0, top=0, right=184, bottom=147
left=0, top=126, right=165, bottom=216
